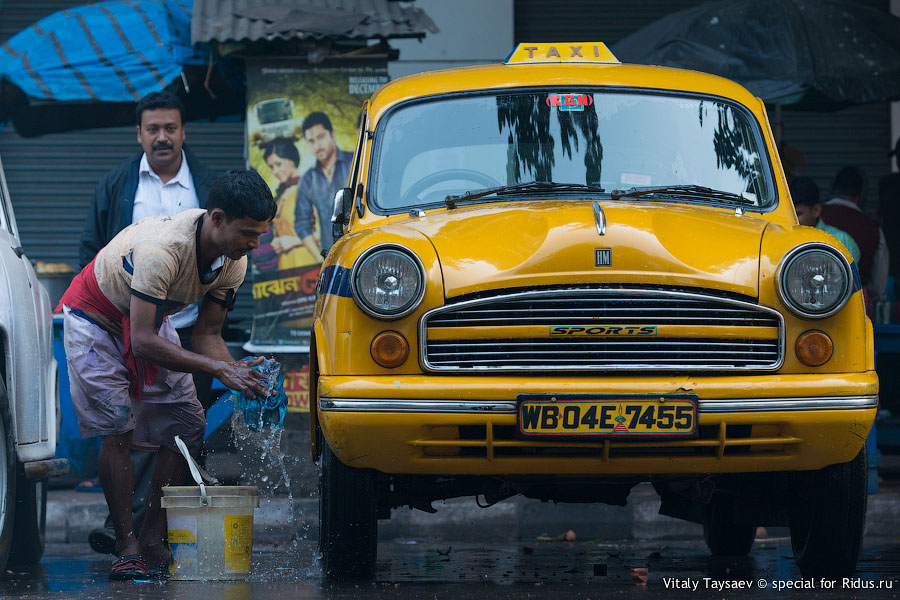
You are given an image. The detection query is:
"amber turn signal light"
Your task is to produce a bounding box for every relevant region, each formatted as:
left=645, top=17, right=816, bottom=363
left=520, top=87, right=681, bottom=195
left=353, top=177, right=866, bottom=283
left=371, top=331, right=409, bottom=368
left=795, top=330, right=833, bottom=367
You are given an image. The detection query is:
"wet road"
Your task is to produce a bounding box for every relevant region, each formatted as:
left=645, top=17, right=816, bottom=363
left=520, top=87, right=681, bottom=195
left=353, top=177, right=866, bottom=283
left=1, top=536, right=898, bottom=599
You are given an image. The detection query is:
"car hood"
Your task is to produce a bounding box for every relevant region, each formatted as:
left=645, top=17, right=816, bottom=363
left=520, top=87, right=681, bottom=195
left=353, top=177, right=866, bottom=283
left=397, top=200, right=767, bottom=299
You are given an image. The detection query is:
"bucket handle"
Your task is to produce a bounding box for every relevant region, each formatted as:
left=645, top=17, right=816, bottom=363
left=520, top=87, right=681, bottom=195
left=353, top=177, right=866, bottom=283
left=174, top=435, right=210, bottom=506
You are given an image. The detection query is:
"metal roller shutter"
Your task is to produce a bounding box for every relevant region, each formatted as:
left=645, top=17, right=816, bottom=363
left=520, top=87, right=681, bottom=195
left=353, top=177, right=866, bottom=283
left=781, top=103, right=890, bottom=216
left=515, top=0, right=892, bottom=216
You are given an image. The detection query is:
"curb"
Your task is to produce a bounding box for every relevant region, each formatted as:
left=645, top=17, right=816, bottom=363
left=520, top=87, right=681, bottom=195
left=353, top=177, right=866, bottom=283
left=49, top=482, right=900, bottom=546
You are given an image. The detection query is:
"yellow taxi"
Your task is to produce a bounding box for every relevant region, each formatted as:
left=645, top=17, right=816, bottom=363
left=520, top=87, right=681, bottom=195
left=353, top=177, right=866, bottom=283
left=311, top=43, right=876, bottom=579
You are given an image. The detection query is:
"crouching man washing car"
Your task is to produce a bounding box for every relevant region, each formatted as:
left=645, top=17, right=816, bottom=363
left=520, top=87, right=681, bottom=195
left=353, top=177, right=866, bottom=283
left=58, top=169, right=276, bottom=580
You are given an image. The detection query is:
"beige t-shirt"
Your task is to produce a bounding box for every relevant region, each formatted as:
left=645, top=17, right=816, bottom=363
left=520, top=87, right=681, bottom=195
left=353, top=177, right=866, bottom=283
left=93, top=209, right=247, bottom=316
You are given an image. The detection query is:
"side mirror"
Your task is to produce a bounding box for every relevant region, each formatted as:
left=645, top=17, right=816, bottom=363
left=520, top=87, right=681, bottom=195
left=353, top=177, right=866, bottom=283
left=331, top=187, right=353, bottom=241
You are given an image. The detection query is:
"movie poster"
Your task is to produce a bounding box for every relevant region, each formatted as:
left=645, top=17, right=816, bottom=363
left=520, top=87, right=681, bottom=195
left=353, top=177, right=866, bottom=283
left=245, top=58, right=388, bottom=411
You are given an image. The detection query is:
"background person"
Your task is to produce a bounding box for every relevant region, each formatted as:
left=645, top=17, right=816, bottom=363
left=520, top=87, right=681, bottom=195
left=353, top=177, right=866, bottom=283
left=821, top=166, right=889, bottom=302
left=59, top=169, right=275, bottom=579
left=293, top=112, right=353, bottom=259
left=790, top=176, right=860, bottom=262
left=879, top=137, right=900, bottom=281
left=779, top=141, right=806, bottom=181
left=78, top=91, right=217, bottom=556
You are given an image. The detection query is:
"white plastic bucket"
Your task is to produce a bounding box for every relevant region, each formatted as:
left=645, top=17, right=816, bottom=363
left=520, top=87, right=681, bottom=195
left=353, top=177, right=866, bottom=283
left=161, top=485, right=259, bottom=580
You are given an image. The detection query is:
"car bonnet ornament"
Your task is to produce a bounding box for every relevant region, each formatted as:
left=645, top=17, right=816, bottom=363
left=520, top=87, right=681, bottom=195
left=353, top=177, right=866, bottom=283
left=593, top=201, right=606, bottom=236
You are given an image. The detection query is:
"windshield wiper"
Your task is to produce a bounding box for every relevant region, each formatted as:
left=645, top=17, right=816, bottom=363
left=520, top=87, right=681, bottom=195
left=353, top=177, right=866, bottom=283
left=444, top=181, right=605, bottom=209
left=609, top=185, right=754, bottom=205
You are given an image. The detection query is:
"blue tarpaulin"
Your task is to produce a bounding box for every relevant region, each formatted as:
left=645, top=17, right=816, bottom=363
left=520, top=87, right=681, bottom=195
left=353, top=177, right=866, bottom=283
left=0, top=0, right=201, bottom=103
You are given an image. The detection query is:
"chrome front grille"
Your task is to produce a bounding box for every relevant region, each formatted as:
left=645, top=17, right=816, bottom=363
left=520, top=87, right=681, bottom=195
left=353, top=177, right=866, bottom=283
left=420, top=288, right=784, bottom=372
left=426, top=295, right=779, bottom=327
left=426, top=337, right=780, bottom=367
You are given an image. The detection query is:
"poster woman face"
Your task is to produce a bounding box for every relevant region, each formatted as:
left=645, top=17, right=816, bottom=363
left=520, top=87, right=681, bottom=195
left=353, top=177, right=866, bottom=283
left=265, top=151, right=299, bottom=185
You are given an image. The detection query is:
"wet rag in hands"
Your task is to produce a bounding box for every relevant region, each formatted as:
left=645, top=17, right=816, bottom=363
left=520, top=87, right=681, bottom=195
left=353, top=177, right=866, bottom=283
left=229, top=357, right=288, bottom=431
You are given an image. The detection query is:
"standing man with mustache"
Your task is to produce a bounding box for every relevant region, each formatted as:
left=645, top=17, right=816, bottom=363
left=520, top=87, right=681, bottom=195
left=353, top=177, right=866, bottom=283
left=78, top=91, right=217, bottom=556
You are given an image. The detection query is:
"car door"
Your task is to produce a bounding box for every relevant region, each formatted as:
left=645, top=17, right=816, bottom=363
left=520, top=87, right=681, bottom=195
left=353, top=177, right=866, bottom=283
left=0, top=154, right=49, bottom=453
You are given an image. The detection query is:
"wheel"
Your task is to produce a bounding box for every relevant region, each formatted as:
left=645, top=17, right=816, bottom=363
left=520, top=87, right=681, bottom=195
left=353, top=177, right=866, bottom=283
left=8, top=468, right=47, bottom=565
left=318, top=443, right=377, bottom=579
left=789, top=444, right=867, bottom=578
left=401, top=169, right=501, bottom=205
left=0, top=379, right=17, bottom=573
left=703, top=494, right=756, bottom=556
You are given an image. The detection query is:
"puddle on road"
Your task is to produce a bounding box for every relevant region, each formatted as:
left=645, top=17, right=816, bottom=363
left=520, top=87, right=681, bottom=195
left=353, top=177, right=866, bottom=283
left=1, top=538, right=898, bottom=599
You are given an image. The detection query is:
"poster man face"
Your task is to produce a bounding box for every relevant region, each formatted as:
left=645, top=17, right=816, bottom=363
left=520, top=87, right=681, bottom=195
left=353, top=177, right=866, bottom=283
left=304, top=124, right=338, bottom=166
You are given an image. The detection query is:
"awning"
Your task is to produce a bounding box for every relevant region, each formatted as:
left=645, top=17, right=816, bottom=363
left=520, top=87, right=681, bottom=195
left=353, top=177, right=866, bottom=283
left=191, top=0, right=439, bottom=45
left=0, top=0, right=200, bottom=103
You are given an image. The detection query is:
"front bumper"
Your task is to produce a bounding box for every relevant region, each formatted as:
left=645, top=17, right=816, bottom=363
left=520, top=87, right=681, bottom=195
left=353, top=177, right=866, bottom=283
left=318, top=372, right=878, bottom=476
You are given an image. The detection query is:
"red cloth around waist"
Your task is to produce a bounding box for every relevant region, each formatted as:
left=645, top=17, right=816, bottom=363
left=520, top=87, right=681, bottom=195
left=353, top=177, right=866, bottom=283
left=56, top=259, right=159, bottom=401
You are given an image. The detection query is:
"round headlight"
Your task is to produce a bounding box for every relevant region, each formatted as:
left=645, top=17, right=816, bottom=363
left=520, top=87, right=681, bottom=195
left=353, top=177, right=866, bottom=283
left=351, top=245, right=425, bottom=319
left=778, top=244, right=851, bottom=318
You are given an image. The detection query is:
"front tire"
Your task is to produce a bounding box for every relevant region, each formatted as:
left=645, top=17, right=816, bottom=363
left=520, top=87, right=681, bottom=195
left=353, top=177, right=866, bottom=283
left=789, top=445, right=867, bottom=578
left=703, top=494, right=756, bottom=556
left=0, top=379, right=17, bottom=573
left=318, top=444, right=377, bottom=579
left=8, top=468, right=47, bottom=565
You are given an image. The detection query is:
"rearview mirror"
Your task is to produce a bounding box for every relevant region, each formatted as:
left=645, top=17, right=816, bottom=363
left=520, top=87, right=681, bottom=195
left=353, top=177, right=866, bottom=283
left=331, top=187, right=353, bottom=241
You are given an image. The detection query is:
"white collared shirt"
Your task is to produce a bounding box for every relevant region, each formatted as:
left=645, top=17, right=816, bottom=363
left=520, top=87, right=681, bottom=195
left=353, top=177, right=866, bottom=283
left=133, top=151, right=201, bottom=328
left=133, top=151, right=199, bottom=222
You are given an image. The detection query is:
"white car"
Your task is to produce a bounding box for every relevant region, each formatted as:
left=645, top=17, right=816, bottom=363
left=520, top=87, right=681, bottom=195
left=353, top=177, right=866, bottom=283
left=0, top=154, right=67, bottom=570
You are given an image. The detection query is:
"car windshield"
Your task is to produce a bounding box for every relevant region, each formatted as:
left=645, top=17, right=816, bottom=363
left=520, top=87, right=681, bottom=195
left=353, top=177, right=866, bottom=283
left=371, top=90, right=774, bottom=211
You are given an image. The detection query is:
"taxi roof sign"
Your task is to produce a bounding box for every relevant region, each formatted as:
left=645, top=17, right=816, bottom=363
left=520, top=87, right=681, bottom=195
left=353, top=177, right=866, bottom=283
left=505, top=42, right=620, bottom=65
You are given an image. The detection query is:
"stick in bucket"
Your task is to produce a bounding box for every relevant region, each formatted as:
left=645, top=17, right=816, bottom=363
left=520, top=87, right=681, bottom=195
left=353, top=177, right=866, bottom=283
left=174, top=434, right=219, bottom=505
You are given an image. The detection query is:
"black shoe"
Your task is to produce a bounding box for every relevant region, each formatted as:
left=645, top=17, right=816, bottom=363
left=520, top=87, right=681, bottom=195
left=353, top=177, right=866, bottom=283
left=89, top=527, right=116, bottom=555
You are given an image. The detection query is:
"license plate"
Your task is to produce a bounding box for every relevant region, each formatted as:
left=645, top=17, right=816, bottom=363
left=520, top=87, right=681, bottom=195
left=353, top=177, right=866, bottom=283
left=517, top=394, right=698, bottom=439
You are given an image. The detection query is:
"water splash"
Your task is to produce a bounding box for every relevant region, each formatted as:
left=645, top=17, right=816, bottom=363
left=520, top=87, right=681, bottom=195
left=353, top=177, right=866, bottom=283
left=230, top=358, right=300, bottom=554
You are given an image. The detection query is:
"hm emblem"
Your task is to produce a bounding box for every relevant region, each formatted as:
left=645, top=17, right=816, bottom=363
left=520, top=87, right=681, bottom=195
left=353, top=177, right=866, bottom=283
left=595, top=249, right=611, bottom=267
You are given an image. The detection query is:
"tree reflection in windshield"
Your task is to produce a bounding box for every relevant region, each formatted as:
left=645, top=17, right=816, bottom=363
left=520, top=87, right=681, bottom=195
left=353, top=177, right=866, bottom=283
left=558, top=104, right=603, bottom=187
left=712, top=104, right=763, bottom=196
left=497, top=94, right=555, bottom=183
left=496, top=93, right=760, bottom=197
left=496, top=94, right=603, bottom=187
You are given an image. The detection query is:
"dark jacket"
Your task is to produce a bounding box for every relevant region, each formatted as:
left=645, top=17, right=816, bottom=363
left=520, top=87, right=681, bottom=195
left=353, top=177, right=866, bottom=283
left=78, top=144, right=215, bottom=268
left=879, top=172, right=900, bottom=279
